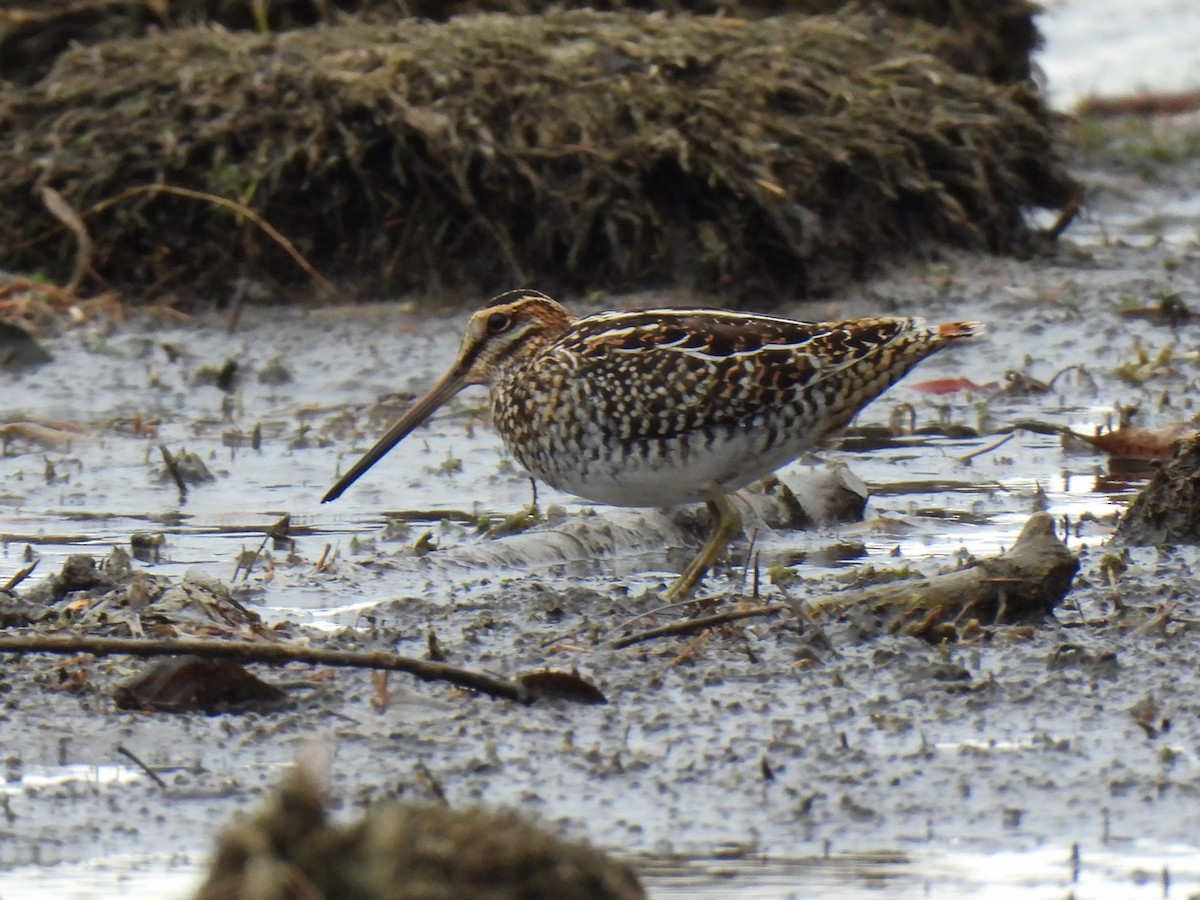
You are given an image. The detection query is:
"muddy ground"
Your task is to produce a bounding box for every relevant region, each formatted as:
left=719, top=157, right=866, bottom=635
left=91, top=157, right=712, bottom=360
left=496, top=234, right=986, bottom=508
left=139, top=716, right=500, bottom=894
left=2, top=119, right=1200, bottom=896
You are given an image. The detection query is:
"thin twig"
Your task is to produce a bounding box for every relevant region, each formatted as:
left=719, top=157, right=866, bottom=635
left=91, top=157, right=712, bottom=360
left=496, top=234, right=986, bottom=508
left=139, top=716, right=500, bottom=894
left=610, top=605, right=786, bottom=650
left=668, top=629, right=713, bottom=668
left=38, top=185, right=93, bottom=294
left=1009, top=418, right=1068, bottom=437
left=1045, top=192, right=1083, bottom=241
left=381, top=509, right=483, bottom=525
left=236, top=532, right=271, bottom=582
left=736, top=528, right=759, bottom=597
left=602, top=595, right=711, bottom=644
left=314, top=543, right=332, bottom=573
left=115, top=744, right=169, bottom=790
left=3, top=559, right=38, bottom=593
left=82, top=184, right=345, bottom=301
left=158, top=444, right=188, bottom=499
left=958, top=431, right=1015, bottom=464
left=0, top=634, right=531, bottom=704
left=1046, top=364, right=1094, bottom=393
left=415, top=760, right=449, bottom=805
left=238, top=515, right=291, bottom=582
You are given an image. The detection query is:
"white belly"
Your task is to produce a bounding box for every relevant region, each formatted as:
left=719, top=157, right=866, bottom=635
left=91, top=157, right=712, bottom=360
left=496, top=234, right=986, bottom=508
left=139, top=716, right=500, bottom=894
left=517, top=421, right=809, bottom=508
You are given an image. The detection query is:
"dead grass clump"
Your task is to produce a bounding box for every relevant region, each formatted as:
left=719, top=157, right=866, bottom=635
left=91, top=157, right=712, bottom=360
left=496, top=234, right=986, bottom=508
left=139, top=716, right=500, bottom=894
left=196, top=763, right=646, bottom=900
left=1, top=0, right=1042, bottom=86
left=1118, top=435, right=1200, bottom=546
left=0, top=11, right=1075, bottom=304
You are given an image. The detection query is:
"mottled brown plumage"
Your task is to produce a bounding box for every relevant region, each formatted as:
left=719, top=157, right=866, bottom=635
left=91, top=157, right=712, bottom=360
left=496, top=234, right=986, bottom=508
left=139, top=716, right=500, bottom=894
left=324, top=289, right=983, bottom=597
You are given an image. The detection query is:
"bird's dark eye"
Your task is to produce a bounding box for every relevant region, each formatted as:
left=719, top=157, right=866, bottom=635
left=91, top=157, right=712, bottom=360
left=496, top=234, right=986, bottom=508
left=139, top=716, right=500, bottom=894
left=486, top=312, right=510, bottom=334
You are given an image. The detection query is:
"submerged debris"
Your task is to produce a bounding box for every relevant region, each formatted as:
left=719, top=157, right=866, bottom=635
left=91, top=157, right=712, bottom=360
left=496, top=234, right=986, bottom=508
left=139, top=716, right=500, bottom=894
left=0, top=593, right=44, bottom=628
left=0, top=10, right=1075, bottom=303
left=15, top=550, right=259, bottom=633
left=157, top=446, right=217, bottom=490
left=814, top=512, right=1079, bottom=641
left=21, top=551, right=133, bottom=607
left=194, top=763, right=646, bottom=900
left=0, top=552, right=603, bottom=705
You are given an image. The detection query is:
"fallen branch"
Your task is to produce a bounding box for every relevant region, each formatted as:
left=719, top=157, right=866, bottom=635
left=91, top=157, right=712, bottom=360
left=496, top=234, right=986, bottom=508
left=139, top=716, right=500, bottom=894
left=0, top=634, right=530, bottom=704
left=610, top=605, right=786, bottom=650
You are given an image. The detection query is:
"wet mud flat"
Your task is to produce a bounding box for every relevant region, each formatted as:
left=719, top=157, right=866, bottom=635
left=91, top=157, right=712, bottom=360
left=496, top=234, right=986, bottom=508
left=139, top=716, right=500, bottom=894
left=3, top=144, right=1200, bottom=896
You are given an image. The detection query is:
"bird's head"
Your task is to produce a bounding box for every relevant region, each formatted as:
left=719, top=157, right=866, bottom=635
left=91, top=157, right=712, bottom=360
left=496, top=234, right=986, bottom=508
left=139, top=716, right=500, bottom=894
left=451, top=289, right=575, bottom=385
left=321, top=289, right=573, bottom=503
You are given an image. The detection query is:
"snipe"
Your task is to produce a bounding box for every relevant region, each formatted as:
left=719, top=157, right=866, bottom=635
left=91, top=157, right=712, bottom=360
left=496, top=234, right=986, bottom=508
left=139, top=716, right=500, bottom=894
left=323, top=290, right=982, bottom=598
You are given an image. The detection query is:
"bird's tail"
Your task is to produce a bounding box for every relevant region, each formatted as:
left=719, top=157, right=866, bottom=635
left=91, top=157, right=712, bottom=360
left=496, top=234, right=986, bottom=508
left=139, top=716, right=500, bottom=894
left=936, top=321, right=986, bottom=340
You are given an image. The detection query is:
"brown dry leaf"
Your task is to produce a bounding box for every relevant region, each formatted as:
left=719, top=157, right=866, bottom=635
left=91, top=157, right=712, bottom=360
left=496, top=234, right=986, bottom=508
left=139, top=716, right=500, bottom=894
left=112, top=656, right=286, bottom=713
left=907, top=377, right=998, bottom=395
left=1067, top=421, right=1199, bottom=460
left=518, top=670, right=608, bottom=705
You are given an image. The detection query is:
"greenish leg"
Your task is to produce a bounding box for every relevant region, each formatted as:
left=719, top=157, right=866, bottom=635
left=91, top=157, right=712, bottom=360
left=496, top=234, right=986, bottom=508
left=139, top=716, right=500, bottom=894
left=663, top=483, right=742, bottom=602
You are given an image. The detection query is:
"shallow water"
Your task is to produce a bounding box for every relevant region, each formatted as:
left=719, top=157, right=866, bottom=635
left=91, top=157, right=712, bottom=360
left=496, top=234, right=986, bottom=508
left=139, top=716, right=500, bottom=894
left=1041, top=0, right=1200, bottom=108
left=0, top=297, right=1148, bottom=609
left=2, top=841, right=1199, bottom=900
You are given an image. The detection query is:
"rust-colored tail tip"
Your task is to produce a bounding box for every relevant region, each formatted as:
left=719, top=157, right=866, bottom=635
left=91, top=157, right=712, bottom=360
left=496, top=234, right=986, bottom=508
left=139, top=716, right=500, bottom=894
left=937, top=321, right=986, bottom=340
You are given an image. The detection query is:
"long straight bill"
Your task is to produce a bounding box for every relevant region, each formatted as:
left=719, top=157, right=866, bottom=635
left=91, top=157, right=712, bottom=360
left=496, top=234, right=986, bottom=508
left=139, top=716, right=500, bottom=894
left=321, top=370, right=468, bottom=503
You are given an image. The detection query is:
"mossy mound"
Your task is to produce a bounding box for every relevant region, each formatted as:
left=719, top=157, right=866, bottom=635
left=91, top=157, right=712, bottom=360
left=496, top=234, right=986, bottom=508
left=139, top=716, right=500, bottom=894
left=0, top=10, right=1074, bottom=304
left=1117, top=435, right=1200, bottom=546
left=196, top=765, right=645, bottom=900
left=1, top=0, right=1041, bottom=86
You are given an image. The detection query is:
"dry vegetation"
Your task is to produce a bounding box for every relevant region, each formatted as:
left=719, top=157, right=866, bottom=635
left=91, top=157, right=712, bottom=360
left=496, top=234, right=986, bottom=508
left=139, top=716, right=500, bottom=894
left=0, top=2, right=1074, bottom=305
